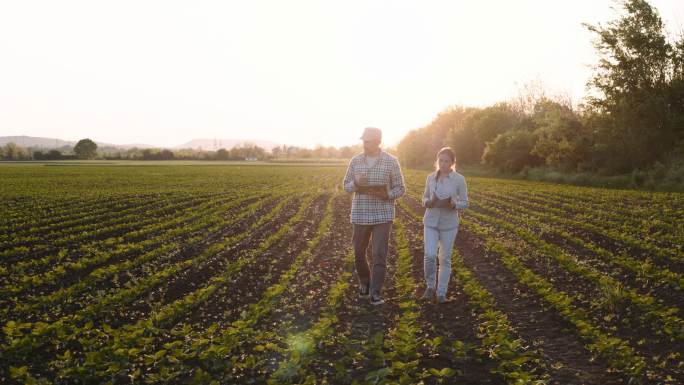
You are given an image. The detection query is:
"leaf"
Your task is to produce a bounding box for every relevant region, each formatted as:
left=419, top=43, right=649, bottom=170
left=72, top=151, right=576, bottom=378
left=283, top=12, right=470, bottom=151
left=10, top=366, right=28, bottom=379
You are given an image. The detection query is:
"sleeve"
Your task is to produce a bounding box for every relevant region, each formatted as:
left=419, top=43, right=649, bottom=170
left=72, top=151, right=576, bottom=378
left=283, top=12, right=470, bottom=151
left=453, top=177, right=469, bottom=210
left=343, top=158, right=357, bottom=193
left=387, top=158, right=406, bottom=200
left=422, top=174, right=431, bottom=206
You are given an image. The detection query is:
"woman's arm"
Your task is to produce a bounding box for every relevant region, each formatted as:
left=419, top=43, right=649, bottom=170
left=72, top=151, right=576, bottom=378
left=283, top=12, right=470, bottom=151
left=451, top=176, right=469, bottom=210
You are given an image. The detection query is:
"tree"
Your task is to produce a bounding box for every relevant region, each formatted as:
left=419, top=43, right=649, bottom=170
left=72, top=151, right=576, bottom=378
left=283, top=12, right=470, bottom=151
left=73, top=139, right=98, bottom=159
left=447, top=104, right=519, bottom=165
left=216, top=148, right=230, bottom=160
left=482, top=130, right=542, bottom=172
left=397, top=106, right=474, bottom=168
left=1, top=143, right=30, bottom=160
left=530, top=99, right=593, bottom=171
left=159, top=149, right=175, bottom=160
left=584, top=0, right=683, bottom=172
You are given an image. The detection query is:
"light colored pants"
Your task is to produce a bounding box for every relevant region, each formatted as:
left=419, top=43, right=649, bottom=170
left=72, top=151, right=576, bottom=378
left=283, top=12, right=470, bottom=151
left=424, top=225, right=458, bottom=296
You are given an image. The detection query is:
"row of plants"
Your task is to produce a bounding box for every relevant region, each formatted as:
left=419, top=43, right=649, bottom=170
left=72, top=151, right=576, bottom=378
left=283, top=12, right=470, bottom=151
left=1, top=192, right=308, bottom=373
left=474, top=187, right=683, bottom=261
left=489, top=187, right=684, bottom=246
left=0, top=191, right=264, bottom=299
left=0, top=192, right=243, bottom=282
left=0, top=192, right=148, bottom=235
left=398, top=201, right=548, bottom=384
left=0, top=192, right=227, bottom=262
left=465, top=206, right=684, bottom=345
left=461, top=217, right=651, bottom=382
left=38, top=193, right=321, bottom=383
left=268, top=249, right=355, bottom=384
left=115, top=193, right=335, bottom=384
left=0, top=193, right=203, bottom=251
left=404, top=177, right=650, bottom=381
left=7, top=191, right=294, bottom=324
left=472, top=192, right=684, bottom=292
left=468, top=176, right=683, bottom=232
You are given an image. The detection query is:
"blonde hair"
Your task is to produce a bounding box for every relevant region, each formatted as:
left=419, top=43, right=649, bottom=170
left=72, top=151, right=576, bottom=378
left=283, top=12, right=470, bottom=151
left=434, top=147, right=456, bottom=178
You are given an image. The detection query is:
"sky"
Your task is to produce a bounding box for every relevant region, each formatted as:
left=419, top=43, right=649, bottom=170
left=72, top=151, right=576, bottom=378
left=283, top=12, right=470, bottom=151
left=1, top=1, right=683, bottom=149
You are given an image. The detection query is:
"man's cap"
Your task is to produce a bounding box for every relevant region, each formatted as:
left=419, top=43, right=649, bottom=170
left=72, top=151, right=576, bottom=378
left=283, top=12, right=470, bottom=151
left=360, top=127, right=382, bottom=141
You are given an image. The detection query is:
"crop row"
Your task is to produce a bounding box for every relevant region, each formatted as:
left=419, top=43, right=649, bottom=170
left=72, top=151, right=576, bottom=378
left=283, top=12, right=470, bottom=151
left=1, top=192, right=313, bottom=375
left=94, top=193, right=334, bottom=384
left=402, top=172, right=679, bottom=383
left=472, top=193, right=684, bottom=294
left=0, top=190, right=272, bottom=306
left=5, top=191, right=293, bottom=325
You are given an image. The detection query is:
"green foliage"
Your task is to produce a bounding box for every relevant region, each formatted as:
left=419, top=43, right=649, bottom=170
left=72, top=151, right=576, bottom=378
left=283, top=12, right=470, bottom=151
left=449, top=104, right=520, bottom=165
left=482, top=130, right=542, bottom=173
left=397, top=106, right=475, bottom=168
left=530, top=100, right=593, bottom=171
left=73, top=138, right=98, bottom=159
left=584, top=0, right=684, bottom=172
left=393, top=0, right=684, bottom=185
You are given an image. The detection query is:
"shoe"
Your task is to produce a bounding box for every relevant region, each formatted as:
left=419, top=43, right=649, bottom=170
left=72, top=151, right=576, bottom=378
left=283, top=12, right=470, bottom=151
left=420, top=287, right=436, bottom=301
left=370, top=294, right=385, bottom=305
left=358, top=283, right=370, bottom=299
left=436, top=295, right=447, bottom=304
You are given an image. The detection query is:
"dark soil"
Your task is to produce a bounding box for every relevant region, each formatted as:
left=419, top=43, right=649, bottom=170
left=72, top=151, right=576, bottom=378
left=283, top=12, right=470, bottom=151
left=402, top=196, right=626, bottom=385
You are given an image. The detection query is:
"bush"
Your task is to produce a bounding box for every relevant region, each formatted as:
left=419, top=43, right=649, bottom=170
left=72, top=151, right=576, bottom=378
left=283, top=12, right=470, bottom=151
left=482, top=130, right=542, bottom=173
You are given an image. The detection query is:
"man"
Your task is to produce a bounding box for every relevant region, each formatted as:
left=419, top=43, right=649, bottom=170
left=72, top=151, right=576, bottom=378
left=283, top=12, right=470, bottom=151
left=343, top=127, right=406, bottom=305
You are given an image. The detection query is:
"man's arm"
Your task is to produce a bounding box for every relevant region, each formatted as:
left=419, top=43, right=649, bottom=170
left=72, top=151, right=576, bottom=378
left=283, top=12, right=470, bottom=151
left=387, top=158, right=406, bottom=200
left=343, top=158, right=357, bottom=193
left=422, top=174, right=432, bottom=207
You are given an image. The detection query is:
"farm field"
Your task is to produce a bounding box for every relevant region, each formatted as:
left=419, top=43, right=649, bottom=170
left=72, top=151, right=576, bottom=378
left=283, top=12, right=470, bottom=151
left=1, top=163, right=683, bottom=385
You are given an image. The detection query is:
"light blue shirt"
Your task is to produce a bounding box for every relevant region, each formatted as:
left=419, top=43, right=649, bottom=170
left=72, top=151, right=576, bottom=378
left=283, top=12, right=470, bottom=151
left=422, top=170, right=468, bottom=230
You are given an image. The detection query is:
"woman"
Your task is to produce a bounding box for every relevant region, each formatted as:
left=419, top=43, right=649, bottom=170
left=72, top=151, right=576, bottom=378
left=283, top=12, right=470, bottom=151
left=420, top=147, right=468, bottom=303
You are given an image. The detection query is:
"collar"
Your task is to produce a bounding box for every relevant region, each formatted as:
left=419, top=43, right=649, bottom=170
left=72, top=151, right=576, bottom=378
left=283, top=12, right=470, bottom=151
left=363, top=149, right=384, bottom=159
left=434, top=170, right=455, bottom=179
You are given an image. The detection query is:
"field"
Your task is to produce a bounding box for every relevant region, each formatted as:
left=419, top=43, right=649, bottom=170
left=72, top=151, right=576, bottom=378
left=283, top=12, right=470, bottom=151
left=1, top=163, right=683, bottom=385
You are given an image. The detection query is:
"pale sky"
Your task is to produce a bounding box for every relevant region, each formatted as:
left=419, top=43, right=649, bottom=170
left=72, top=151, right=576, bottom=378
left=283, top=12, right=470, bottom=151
left=1, top=1, right=683, bottom=149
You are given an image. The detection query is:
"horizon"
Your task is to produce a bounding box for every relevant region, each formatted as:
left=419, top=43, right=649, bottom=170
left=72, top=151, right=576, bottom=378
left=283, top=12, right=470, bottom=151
left=0, top=134, right=347, bottom=150
left=2, top=0, right=683, bottom=149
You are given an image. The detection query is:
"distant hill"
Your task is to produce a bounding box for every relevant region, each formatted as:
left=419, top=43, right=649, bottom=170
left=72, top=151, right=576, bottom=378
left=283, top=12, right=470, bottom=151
left=174, top=138, right=280, bottom=151
left=0, top=136, right=155, bottom=150
left=0, top=136, right=74, bottom=148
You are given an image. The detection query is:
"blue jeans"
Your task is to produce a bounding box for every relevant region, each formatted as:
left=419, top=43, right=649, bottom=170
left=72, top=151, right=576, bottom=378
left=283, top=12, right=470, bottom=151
left=424, top=225, right=458, bottom=296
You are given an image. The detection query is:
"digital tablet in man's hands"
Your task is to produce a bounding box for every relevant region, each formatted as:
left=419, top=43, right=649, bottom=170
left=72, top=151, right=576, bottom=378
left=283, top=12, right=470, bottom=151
left=432, top=197, right=452, bottom=208
left=356, top=184, right=387, bottom=195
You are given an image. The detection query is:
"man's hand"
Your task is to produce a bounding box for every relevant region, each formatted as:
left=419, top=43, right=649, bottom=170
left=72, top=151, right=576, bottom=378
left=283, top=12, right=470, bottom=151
left=369, top=188, right=390, bottom=200
left=424, top=198, right=435, bottom=208
left=354, top=174, right=368, bottom=186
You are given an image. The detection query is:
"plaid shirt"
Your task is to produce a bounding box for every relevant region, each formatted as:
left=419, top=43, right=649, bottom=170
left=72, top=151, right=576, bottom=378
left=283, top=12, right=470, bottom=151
left=343, top=150, right=406, bottom=225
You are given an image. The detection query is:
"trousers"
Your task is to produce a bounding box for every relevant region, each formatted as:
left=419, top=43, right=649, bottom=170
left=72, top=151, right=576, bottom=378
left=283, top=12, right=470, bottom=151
left=423, top=225, right=458, bottom=296
left=352, top=222, right=391, bottom=296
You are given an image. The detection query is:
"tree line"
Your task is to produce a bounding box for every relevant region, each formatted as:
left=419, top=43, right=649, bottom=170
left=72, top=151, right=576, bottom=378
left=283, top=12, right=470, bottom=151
left=2, top=139, right=362, bottom=161
left=397, top=0, right=684, bottom=189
